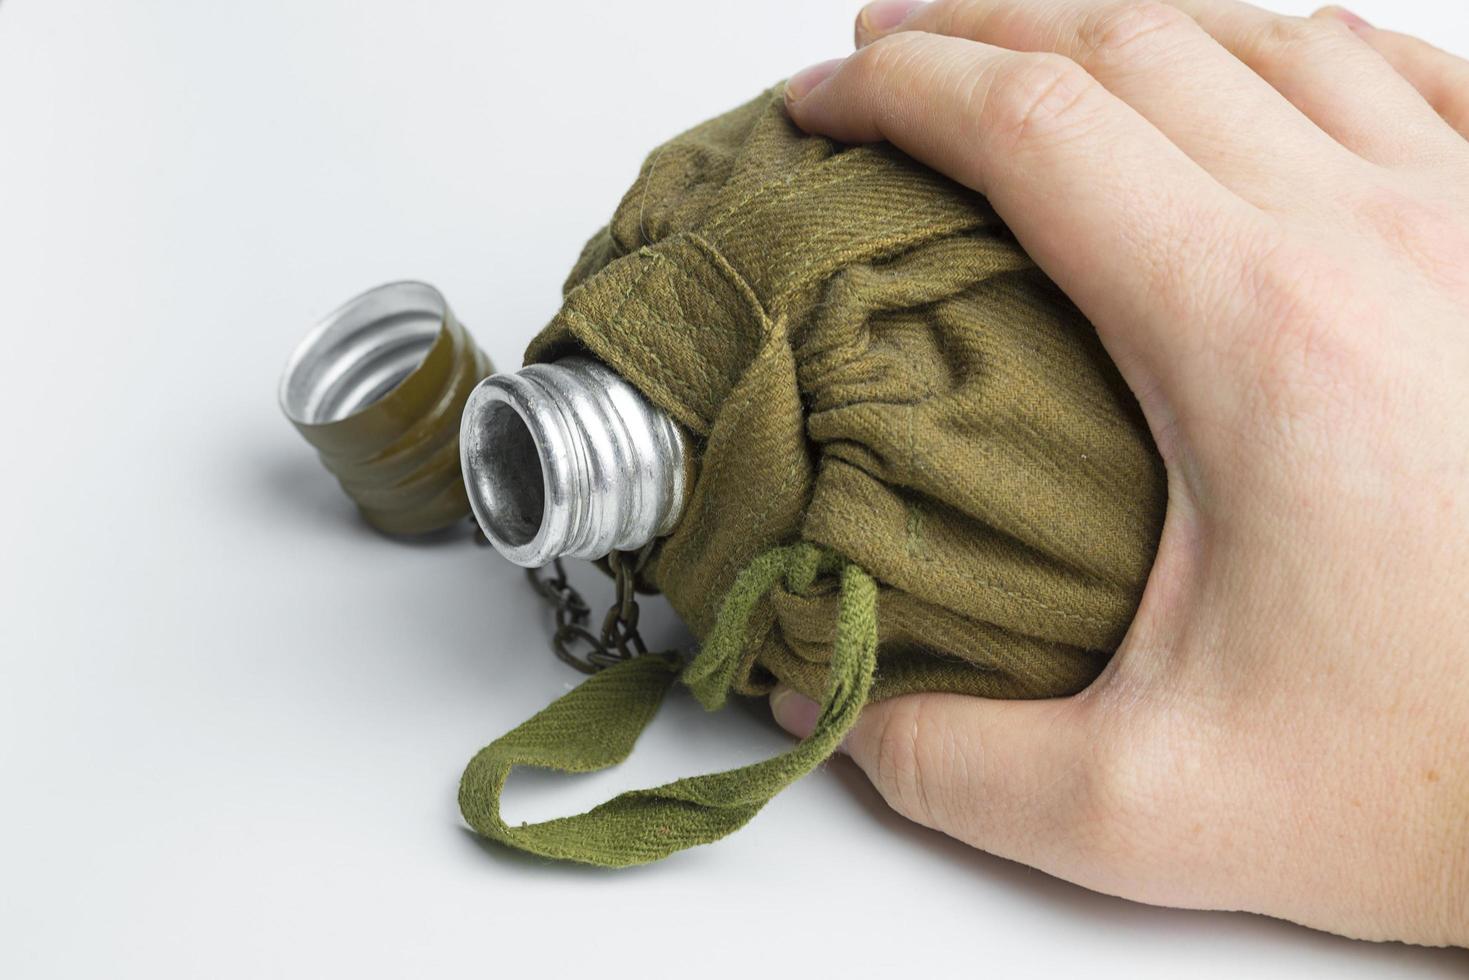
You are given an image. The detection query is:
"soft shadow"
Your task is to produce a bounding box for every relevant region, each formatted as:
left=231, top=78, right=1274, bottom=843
left=255, top=450, right=353, bottom=528
left=452, top=824, right=731, bottom=882
left=455, top=826, right=644, bottom=880
left=253, top=445, right=474, bottom=549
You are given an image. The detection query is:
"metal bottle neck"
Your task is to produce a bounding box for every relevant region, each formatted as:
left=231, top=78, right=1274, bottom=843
left=459, top=357, right=692, bottom=567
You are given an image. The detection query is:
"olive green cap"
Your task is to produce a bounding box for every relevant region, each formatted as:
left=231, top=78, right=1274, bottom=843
left=279, top=281, right=493, bottom=535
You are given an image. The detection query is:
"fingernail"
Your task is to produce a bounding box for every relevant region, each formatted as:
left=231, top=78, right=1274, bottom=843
left=770, top=685, right=821, bottom=739
left=859, top=0, right=927, bottom=35
left=1321, top=6, right=1372, bottom=31
left=785, top=58, right=845, bottom=104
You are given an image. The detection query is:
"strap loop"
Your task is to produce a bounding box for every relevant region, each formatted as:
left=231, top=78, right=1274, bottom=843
left=458, top=543, right=878, bottom=867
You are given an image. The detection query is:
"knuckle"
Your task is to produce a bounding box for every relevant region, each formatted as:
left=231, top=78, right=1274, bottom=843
left=1262, top=14, right=1341, bottom=50
left=1354, top=184, right=1469, bottom=293
left=849, top=29, right=935, bottom=88
left=1426, top=64, right=1469, bottom=124
left=981, top=53, right=1099, bottom=153
left=868, top=698, right=951, bottom=828
left=1070, top=731, right=1148, bottom=863
left=1231, top=242, right=1375, bottom=447
left=1069, top=711, right=1202, bottom=875
left=1241, top=242, right=1353, bottom=331
left=1079, top=1, right=1198, bottom=67
left=907, top=0, right=962, bottom=36
left=1240, top=14, right=1353, bottom=68
left=930, top=0, right=978, bottom=36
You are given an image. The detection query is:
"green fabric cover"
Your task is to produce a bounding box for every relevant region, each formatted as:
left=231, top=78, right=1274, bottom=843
left=458, top=86, right=1167, bottom=867
left=526, top=86, right=1166, bottom=704
left=460, top=543, right=878, bottom=867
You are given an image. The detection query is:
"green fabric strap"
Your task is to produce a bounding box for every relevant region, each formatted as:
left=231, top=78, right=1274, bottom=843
left=458, top=543, right=878, bottom=867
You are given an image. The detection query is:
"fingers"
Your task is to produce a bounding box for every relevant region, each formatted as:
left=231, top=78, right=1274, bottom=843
left=1317, top=7, right=1469, bottom=140
left=771, top=686, right=1102, bottom=872
left=784, top=32, right=1266, bottom=407
left=855, top=0, right=1466, bottom=171
left=1159, top=0, right=1466, bottom=167
left=853, top=0, right=1356, bottom=209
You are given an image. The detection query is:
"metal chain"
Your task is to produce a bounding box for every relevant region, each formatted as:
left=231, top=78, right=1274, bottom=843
left=475, top=520, right=655, bottom=675
left=474, top=520, right=655, bottom=673
left=548, top=547, right=654, bottom=673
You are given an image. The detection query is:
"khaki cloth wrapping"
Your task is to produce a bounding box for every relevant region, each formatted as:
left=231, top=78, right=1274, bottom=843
left=458, top=87, right=1167, bottom=866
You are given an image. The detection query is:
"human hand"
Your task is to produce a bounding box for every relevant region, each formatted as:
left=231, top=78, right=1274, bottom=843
left=770, top=0, right=1469, bottom=946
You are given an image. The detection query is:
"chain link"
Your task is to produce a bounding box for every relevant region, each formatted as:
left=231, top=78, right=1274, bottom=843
left=474, top=520, right=655, bottom=673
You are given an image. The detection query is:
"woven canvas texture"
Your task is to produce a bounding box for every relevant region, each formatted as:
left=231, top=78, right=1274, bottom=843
left=525, top=87, right=1167, bottom=705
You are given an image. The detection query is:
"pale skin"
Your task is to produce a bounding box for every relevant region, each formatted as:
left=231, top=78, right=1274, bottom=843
left=767, top=0, right=1469, bottom=947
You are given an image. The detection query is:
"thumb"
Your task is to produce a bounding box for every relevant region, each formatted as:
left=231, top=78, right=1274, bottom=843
left=771, top=685, right=1099, bottom=870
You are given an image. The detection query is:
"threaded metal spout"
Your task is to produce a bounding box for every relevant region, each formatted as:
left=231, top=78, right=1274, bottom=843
left=459, top=357, right=693, bottom=567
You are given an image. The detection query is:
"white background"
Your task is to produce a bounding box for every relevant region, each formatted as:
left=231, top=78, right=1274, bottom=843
left=2, top=0, right=1466, bottom=976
